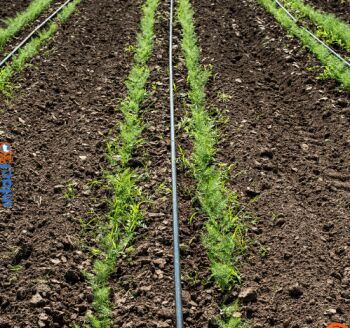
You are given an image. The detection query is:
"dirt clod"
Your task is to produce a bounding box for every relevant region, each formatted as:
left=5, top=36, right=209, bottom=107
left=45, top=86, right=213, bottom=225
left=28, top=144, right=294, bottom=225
left=288, top=284, right=303, bottom=299
left=238, top=287, right=258, bottom=302
left=30, top=293, right=45, bottom=307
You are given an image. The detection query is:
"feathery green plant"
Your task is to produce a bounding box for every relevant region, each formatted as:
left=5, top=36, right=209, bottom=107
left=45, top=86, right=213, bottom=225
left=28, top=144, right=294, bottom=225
left=178, top=0, right=247, bottom=292
left=216, top=302, right=251, bottom=328
left=0, top=0, right=81, bottom=97
left=258, top=0, right=350, bottom=90
left=283, top=0, right=350, bottom=51
left=0, top=0, right=54, bottom=50
left=178, top=0, right=248, bottom=326
left=85, top=0, right=159, bottom=326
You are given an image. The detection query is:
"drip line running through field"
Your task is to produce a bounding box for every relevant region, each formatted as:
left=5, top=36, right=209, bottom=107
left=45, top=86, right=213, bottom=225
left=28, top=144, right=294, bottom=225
left=168, top=0, right=184, bottom=326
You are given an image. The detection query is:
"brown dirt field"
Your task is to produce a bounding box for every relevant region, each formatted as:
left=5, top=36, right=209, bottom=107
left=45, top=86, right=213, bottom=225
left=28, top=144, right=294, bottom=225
left=1, top=0, right=350, bottom=327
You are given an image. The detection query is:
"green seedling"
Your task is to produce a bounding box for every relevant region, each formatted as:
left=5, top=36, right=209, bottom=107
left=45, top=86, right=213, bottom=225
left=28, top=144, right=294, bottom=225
left=185, top=271, right=199, bottom=286
left=217, top=91, right=232, bottom=103
left=188, top=211, right=197, bottom=225
left=258, top=244, right=269, bottom=258
left=64, top=180, right=77, bottom=199
left=216, top=302, right=250, bottom=328
left=156, top=182, right=172, bottom=195
left=177, top=144, right=191, bottom=170
left=9, top=264, right=22, bottom=272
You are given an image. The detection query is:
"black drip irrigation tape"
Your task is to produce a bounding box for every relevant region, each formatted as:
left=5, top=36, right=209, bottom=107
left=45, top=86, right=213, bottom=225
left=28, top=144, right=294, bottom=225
left=168, top=0, right=184, bottom=326
left=0, top=0, right=73, bottom=68
left=275, top=0, right=350, bottom=68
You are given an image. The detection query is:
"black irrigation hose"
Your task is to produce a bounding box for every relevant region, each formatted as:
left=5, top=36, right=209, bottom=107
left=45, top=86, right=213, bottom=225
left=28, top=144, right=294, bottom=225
left=275, top=0, right=350, bottom=68
left=168, top=0, right=184, bottom=327
left=0, top=0, right=73, bottom=68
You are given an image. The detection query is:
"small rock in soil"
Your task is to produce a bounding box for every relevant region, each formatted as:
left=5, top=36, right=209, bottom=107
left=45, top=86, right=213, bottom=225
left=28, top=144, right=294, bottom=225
left=274, top=218, right=286, bottom=227
left=38, top=313, right=48, bottom=322
left=238, top=287, right=258, bottom=302
left=300, top=143, right=309, bottom=151
left=182, top=290, right=192, bottom=304
left=53, top=185, right=64, bottom=193
left=158, top=308, right=173, bottom=319
left=30, top=293, right=46, bottom=307
left=245, top=187, right=260, bottom=198
left=323, top=222, right=334, bottom=231
left=16, top=288, right=27, bottom=300
left=324, top=308, right=337, bottom=316
left=260, top=148, right=273, bottom=159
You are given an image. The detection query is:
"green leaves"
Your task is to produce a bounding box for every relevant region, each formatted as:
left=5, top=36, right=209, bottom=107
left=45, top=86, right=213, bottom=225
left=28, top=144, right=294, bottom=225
left=286, top=0, right=350, bottom=51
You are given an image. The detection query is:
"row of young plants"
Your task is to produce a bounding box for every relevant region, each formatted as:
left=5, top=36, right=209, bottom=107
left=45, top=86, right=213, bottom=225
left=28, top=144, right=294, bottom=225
left=0, top=0, right=81, bottom=97
left=82, top=0, right=159, bottom=327
left=282, top=0, right=350, bottom=52
left=0, top=0, right=54, bottom=50
left=258, top=0, right=350, bottom=90
left=177, top=0, right=249, bottom=327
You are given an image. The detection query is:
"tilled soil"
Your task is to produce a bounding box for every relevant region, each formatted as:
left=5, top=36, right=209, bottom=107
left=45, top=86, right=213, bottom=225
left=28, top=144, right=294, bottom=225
left=0, top=0, right=141, bottom=326
left=192, top=0, right=350, bottom=327
left=1, top=0, right=350, bottom=327
left=305, top=0, right=350, bottom=22
left=109, top=2, right=221, bottom=327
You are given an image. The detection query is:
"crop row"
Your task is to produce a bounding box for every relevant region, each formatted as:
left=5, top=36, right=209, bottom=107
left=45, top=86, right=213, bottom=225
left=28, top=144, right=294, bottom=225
left=78, top=0, right=252, bottom=326
left=82, top=0, right=159, bottom=326
left=177, top=1, right=249, bottom=327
